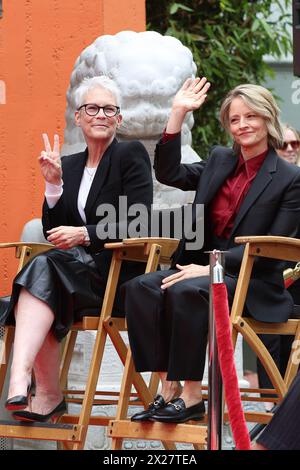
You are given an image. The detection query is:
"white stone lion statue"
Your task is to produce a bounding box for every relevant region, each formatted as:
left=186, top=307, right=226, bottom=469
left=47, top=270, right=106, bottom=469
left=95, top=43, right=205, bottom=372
left=63, top=30, right=201, bottom=207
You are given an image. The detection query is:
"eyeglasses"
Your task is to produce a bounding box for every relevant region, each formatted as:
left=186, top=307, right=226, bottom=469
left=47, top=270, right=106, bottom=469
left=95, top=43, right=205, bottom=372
left=280, top=140, right=300, bottom=151
left=77, top=103, right=120, bottom=117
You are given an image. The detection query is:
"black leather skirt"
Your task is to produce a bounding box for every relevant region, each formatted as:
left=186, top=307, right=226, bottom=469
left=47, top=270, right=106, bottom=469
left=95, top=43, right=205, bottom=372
left=0, top=247, right=121, bottom=341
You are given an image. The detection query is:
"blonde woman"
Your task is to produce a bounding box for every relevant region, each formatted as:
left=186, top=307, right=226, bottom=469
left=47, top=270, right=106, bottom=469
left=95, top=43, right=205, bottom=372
left=124, top=79, right=300, bottom=424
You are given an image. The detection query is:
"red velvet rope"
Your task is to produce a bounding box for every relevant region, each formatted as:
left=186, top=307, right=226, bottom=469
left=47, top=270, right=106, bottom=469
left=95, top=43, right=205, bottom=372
left=212, top=283, right=251, bottom=450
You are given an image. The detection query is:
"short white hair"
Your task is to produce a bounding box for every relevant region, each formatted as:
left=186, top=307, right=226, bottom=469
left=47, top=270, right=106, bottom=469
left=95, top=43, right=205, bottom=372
left=74, top=76, right=122, bottom=109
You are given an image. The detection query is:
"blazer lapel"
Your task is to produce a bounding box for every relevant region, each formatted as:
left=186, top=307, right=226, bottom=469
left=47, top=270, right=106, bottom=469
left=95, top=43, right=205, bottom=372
left=195, top=151, right=238, bottom=205
left=229, top=148, right=278, bottom=238
left=67, top=149, right=87, bottom=221
left=84, top=139, right=117, bottom=220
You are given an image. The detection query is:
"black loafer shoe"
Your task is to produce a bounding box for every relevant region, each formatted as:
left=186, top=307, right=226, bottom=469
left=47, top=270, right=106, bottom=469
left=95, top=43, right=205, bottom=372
left=131, top=395, right=166, bottom=422
left=149, top=398, right=205, bottom=423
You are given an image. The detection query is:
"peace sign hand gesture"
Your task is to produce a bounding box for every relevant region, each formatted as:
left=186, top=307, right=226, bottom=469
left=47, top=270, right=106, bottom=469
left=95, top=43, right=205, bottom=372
left=38, top=133, right=62, bottom=185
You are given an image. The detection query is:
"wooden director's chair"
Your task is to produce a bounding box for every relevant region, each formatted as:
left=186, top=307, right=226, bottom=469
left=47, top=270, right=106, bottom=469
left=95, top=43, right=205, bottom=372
left=230, top=236, right=300, bottom=428
left=108, top=236, right=300, bottom=449
left=0, top=237, right=178, bottom=450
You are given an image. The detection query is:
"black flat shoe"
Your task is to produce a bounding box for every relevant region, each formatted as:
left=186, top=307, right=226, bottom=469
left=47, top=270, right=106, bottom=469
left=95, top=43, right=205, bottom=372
left=131, top=395, right=166, bottom=422
left=12, top=398, right=67, bottom=423
left=5, top=382, right=34, bottom=411
left=149, top=398, right=205, bottom=423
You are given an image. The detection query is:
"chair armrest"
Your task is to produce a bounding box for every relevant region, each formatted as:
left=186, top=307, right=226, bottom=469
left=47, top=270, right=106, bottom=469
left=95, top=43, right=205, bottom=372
left=0, top=242, right=52, bottom=249
left=234, top=236, right=300, bottom=263
left=104, top=237, right=179, bottom=250
left=104, top=238, right=180, bottom=264
left=0, top=242, right=53, bottom=265
left=235, top=235, right=300, bottom=247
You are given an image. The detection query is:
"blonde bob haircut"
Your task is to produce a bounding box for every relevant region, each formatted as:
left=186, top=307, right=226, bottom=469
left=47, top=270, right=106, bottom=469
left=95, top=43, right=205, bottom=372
left=219, top=84, right=283, bottom=153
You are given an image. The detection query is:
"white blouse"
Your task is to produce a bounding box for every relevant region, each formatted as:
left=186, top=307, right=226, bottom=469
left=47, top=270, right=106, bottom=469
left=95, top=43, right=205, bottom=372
left=45, top=166, right=97, bottom=224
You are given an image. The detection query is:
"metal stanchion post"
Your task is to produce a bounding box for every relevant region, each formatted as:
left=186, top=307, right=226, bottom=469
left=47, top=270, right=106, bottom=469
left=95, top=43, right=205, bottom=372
left=207, top=250, right=225, bottom=450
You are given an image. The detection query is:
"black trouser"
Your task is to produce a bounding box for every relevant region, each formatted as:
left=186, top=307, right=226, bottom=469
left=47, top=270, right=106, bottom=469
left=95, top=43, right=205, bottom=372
left=124, top=270, right=236, bottom=381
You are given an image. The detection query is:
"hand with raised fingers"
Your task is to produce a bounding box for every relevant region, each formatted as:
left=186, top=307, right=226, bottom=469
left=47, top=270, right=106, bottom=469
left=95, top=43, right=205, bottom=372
left=38, top=133, right=62, bottom=185
left=166, top=77, right=211, bottom=133
left=172, top=77, right=211, bottom=113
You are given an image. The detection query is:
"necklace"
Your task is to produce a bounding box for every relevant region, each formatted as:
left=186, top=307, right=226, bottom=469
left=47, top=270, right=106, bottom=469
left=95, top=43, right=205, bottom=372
left=85, top=166, right=97, bottom=181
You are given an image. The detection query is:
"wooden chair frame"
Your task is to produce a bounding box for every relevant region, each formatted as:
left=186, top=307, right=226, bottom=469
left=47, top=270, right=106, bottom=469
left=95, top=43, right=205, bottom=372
left=108, top=236, right=300, bottom=448
left=107, top=240, right=210, bottom=450
left=230, top=236, right=300, bottom=426
left=3, top=236, right=298, bottom=448
left=0, top=238, right=179, bottom=449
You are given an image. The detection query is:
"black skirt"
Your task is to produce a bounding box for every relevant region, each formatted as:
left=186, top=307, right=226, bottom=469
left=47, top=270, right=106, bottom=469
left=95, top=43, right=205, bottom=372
left=0, top=247, right=123, bottom=341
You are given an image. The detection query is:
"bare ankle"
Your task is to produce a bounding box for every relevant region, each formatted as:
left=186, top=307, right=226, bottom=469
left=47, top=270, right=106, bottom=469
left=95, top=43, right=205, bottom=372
left=8, top=368, right=32, bottom=397
left=10, top=363, right=32, bottom=379
left=179, top=382, right=203, bottom=407
left=161, top=381, right=182, bottom=402
left=34, top=389, right=62, bottom=400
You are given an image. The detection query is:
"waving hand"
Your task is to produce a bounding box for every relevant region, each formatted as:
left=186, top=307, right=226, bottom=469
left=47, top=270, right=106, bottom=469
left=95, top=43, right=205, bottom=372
left=173, top=77, right=211, bottom=113
left=166, top=77, right=211, bottom=133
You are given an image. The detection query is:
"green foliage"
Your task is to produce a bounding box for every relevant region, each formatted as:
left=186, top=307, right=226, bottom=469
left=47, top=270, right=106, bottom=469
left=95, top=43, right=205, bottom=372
left=146, top=0, right=292, bottom=157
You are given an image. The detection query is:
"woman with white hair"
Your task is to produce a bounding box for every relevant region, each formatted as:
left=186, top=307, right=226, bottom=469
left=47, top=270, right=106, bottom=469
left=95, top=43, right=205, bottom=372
left=1, top=76, right=153, bottom=422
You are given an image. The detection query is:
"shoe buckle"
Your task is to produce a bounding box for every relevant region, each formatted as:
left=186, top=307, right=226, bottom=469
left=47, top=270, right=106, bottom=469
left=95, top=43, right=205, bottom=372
left=169, top=402, right=181, bottom=411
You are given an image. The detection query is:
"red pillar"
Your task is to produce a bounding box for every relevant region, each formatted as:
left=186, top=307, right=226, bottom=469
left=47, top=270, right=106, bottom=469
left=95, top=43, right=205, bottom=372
left=0, top=0, right=146, bottom=293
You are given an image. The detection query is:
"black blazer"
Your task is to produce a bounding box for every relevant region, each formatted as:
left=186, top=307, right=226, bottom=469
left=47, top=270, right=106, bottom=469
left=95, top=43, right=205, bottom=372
left=154, top=134, right=300, bottom=322
left=42, top=138, right=153, bottom=284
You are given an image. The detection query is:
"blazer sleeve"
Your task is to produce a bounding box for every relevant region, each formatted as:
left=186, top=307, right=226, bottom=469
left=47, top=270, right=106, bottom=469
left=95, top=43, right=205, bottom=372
left=154, top=133, right=205, bottom=191
left=86, top=141, right=153, bottom=249
left=225, top=170, right=300, bottom=274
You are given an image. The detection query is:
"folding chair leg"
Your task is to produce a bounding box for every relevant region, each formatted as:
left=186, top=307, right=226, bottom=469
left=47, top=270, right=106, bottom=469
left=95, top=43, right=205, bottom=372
left=105, top=319, right=153, bottom=406
left=110, top=347, right=177, bottom=451
left=0, top=327, right=14, bottom=396
left=194, top=443, right=206, bottom=450
left=236, top=317, right=287, bottom=399
left=59, top=330, right=78, bottom=390
left=111, top=348, right=136, bottom=450
left=284, top=321, right=300, bottom=389
left=67, top=320, right=109, bottom=450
